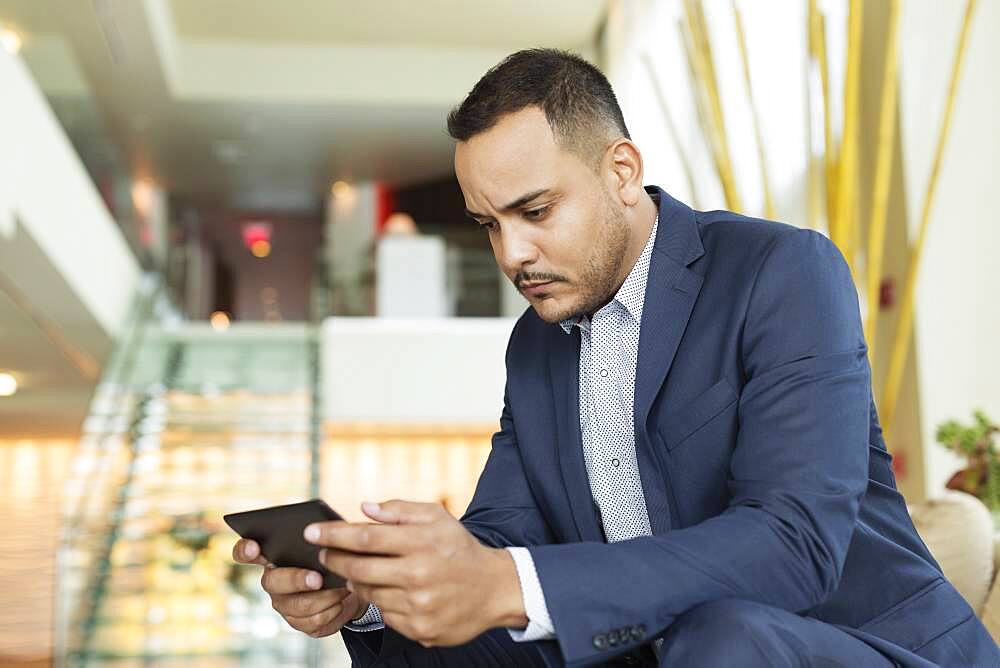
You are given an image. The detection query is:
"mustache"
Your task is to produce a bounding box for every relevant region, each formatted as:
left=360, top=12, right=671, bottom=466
left=514, top=272, right=567, bottom=288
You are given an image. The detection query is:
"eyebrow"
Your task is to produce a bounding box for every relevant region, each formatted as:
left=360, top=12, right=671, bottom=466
left=464, top=188, right=552, bottom=220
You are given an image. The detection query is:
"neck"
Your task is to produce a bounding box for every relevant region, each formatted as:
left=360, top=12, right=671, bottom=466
left=584, top=192, right=658, bottom=319
left=612, top=192, right=658, bottom=290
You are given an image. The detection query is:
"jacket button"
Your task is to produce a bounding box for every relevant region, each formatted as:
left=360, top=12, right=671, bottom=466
left=593, top=633, right=608, bottom=650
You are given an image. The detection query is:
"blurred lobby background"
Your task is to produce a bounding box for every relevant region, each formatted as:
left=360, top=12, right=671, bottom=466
left=0, top=0, right=996, bottom=665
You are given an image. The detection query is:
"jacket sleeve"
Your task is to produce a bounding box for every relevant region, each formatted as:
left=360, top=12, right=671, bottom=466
left=526, top=228, right=872, bottom=666
left=459, top=382, right=558, bottom=548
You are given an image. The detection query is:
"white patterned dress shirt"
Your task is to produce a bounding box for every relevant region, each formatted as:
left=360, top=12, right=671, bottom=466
left=506, top=213, right=660, bottom=643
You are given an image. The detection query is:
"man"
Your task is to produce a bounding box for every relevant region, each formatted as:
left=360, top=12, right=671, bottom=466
left=233, top=49, right=998, bottom=666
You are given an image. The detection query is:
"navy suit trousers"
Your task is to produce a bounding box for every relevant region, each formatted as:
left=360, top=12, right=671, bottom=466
left=342, top=598, right=948, bottom=667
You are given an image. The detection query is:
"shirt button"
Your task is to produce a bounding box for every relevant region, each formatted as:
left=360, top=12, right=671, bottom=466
left=600, top=368, right=609, bottom=377
left=611, top=458, right=620, bottom=468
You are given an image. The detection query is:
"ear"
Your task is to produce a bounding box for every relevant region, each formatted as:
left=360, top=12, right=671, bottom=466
left=604, top=139, right=645, bottom=207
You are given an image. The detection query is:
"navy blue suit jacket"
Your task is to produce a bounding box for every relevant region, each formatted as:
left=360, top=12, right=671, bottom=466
left=345, top=187, right=992, bottom=667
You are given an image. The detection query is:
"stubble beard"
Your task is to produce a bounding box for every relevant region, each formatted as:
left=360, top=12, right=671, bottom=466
left=539, top=196, right=631, bottom=324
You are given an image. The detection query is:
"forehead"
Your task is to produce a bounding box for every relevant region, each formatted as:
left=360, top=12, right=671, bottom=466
left=454, top=107, right=578, bottom=210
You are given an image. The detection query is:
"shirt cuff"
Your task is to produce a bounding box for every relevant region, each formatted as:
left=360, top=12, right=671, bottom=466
left=504, top=546, right=556, bottom=641
left=343, top=602, right=385, bottom=632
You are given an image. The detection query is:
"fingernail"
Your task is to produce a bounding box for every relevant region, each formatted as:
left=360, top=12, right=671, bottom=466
left=361, top=501, right=380, bottom=515
left=318, top=548, right=328, bottom=563
left=244, top=543, right=258, bottom=558
left=305, top=572, right=322, bottom=590
left=346, top=580, right=354, bottom=592
left=304, top=524, right=320, bottom=542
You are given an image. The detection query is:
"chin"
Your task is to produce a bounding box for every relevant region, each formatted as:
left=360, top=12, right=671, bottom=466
left=530, top=296, right=580, bottom=324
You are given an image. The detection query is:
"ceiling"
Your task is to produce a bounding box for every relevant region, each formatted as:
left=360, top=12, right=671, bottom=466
left=0, top=0, right=607, bottom=211
left=0, top=0, right=606, bottom=438
left=167, top=0, right=605, bottom=48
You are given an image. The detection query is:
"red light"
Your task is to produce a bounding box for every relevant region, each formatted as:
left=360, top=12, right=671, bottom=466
left=242, top=222, right=272, bottom=250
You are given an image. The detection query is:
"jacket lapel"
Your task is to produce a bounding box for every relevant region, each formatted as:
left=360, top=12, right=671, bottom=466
left=548, top=326, right=604, bottom=543
left=546, top=187, right=705, bottom=543
left=635, top=188, right=706, bottom=431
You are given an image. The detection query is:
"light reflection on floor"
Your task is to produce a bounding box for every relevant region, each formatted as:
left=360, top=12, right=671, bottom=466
left=0, top=440, right=75, bottom=665
left=0, top=427, right=491, bottom=666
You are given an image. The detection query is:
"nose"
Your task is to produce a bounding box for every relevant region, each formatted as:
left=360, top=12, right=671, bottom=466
left=498, top=223, right=538, bottom=274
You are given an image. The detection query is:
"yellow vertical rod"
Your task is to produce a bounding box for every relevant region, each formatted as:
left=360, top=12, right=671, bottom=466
left=683, top=0, right=743, bottom=211
left=808, top=0, right=836, bottom=233
left=833, top=0, right=863, bottom=279
left=882, top=0, right=979, bottom=437
left=863, top=0, right=901, bottom=355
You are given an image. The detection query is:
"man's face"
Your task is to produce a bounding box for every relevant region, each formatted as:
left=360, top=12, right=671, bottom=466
left=454, top=106, right=630, bottom=324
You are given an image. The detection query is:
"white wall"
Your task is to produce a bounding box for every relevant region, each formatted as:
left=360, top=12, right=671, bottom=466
left=325, top=183, right=376, bottom=315
left=321, top=317, right=515, bottom=424
left=0, top=48, right=139, bottom=338
left=376, top=236, right=450, bottom=317
left=900, top=0, right=1000, bottom=495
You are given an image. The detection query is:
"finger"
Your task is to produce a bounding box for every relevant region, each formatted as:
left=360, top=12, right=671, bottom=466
left=363, top=499, right=443, bottom=525
left=232, top=539, right=271, bottom=567
left=320, top=550, right=409, bottom=588
left=261, top=566, right=325, bottom=595
left=304, top=521, right=427, bottom=555
left=272, top=586, right=351, bottom=619
left=328, top=591, right=374, bottom=630
left=354, top=585, right=411, bottom=616
left=283, top=599, right=346, bottom=636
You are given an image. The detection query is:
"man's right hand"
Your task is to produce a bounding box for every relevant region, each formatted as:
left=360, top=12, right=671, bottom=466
left=232, top=537, right=370, bottom=637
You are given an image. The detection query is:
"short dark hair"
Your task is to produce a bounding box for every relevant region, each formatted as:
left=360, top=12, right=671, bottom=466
left=447, top=48, right=631, bottom=166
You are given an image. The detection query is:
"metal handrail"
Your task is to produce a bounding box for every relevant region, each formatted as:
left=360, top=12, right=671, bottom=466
left=52, top=273, right=164, bottom=667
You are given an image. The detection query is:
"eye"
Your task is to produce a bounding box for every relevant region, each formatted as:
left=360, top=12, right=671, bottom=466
left=478, top=220, right=497, bottom=232
left=523, top=205, right=551, bottom=221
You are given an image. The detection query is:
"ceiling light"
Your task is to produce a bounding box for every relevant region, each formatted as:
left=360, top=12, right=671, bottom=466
left=331, top=181, right=352, bottom=198
left=210, top=311, right=230, bottom=332
left=1, top=28, right=22, bottom=55
left=250, top=239, right=271, bottom=258
left=0, top=372, right=18, bottom=397
left=131, top=179, right=154, bottom=218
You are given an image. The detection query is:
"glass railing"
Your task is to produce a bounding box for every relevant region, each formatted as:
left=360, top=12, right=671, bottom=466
left=53, top=261, right=499, bottom=666
left=53, top=283, right=333, bottom=666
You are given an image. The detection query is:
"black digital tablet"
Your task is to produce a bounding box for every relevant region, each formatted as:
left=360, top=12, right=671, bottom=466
left=224, top=498, right=348, bottom=589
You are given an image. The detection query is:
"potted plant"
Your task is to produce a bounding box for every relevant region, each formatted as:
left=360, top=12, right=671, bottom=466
left=936, top=410, right=1000, bottom=512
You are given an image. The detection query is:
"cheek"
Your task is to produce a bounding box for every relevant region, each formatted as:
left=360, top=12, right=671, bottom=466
left=552, top=213, right=601, bottom=268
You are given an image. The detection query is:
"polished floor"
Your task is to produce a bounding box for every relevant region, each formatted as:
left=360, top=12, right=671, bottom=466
left=0, top=440, right=75, bottom=665
left=0, top=329, right=491, bottom=667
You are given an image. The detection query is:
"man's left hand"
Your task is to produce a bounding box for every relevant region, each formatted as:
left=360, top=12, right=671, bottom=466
left=304, top=500, right=528, bottom=647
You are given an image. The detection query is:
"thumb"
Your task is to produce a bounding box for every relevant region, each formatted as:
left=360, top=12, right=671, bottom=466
left=361, top=499, right=440, bottom=525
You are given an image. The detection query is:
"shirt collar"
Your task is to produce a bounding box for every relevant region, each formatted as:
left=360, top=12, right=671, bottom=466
left=559, top=213, right=659, bottom=334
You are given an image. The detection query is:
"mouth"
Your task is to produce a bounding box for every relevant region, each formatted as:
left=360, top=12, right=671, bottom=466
left=519, top=281, right=556, bottom=297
